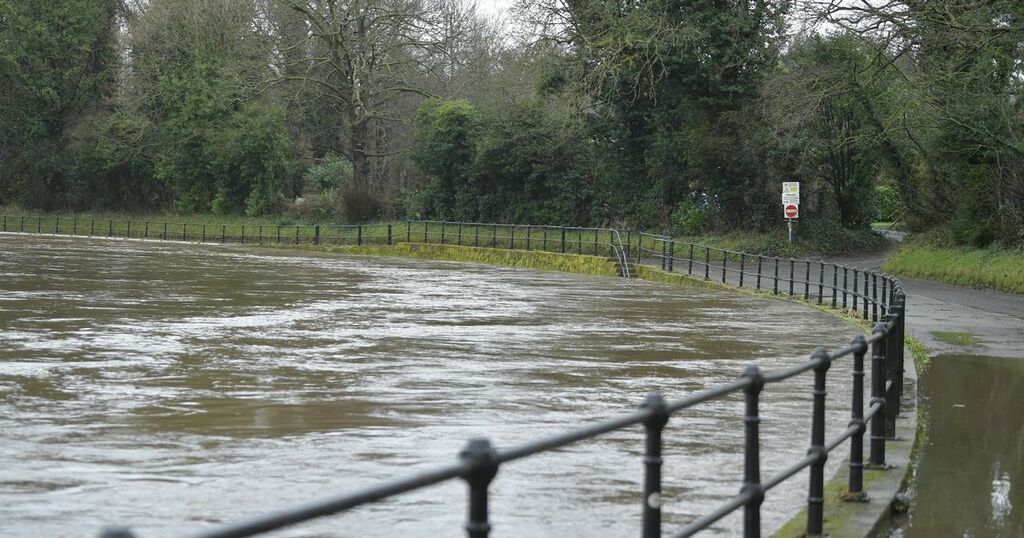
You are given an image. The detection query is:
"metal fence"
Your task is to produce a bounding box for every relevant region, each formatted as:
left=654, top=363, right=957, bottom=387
left=0, top=217, right=633, bottom=278
left=2, top=215, right=907, bottom=537
left=637, top=232, right=899, bottom=323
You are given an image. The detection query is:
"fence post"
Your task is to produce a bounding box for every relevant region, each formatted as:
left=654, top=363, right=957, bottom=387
left=869, top=323, right=887, bottom=467
left=661, top=240, right=667, bottom=271
left=2, top=215, right=5, bottom=232
left=741, top=365, right=765, bottom=538
left=817, top=261, right=824, bottom=305
left=315, top=224, right=321, bottom=245
left=704, top=247, right=710, bottom=280
left=242, top=225, right=246, bottom=244
left=561, top=227, right=566, bottom=253
left=862, top=272, right=870, bottom=320
left=388, top=224, right=393, bottom=245
left=852, top=269, right=859, bottom=312
left=38, top=216, right=42, bottom=234
left=832, top=265, right=838, bottom=308
left=871, top=273, right=878, bottom=322
left=144, top=221, right=149, bottom=239
left=357, top=224, right=363, bottom=246
left=182, top=224, right=186, bottom=242
left=667, top=241, right=674, bottom=273
left=460, top=438, right=499, bottom=538
left=842, top=267, right=848, bottom=309
left=641, top=393, right=669, bottom=538
left=788, top=258, right=795, bottom=296
left=163, top=222, right=168, bottom=241
left=806, top=347, right=831, bottom=537
left=91, top=219, right=95, bottom=237
left=756, top=256, right=762, bottom=290
left=258, top=225, right=263, bottom=244
left=884, top=312, right=899, bottom=440
left=294, top=226, right=299, bottom=245
left=687, top=244, right=694, bottom=275
left=441, top=221, right=446, bottom=244
left=804, top=261, right=811, bottom=300
left=525, top=225, right=530, bottom=250
left=847, top=335, right=868, bottom=500
left=510, top=226, right=515, bottom=249
left=277, top=225, right=281, bottom=244
left=721, top=251, right=727, bottom=284
left=426, top=222, right=430, bottom=243
left=492, top=224, right=497, bottom=248
left=773, top=258, right=779, bottom=295
left=221, top=225, right=226, bottom=243
left=577, top=229, right=582, bottom=254
left=459, top=223, right=464, bottom=246
left=739, top=253, right=745, bottom=288
left=55, top=217, right=60, bottom=235
left=127, top=221, right=131, bottom=238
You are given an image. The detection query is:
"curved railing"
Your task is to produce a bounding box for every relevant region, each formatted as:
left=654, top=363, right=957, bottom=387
left=636, top=232, right=900, bottom=323
left=1, top=215, right=906, bottom=537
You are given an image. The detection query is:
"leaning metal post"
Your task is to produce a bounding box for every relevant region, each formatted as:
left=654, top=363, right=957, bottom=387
left=884, top=312, right=900, bottom=439
left=869, top=323, right=887, bottom=466
left=806, top=347, right=831, bottom=537
left=641, top=393, right=670, bottom=538
left=847, top=334, right=868, bottom=499
left=741, top=365, right=766, bottom=538
left=460, top=438, right=499, bottom=538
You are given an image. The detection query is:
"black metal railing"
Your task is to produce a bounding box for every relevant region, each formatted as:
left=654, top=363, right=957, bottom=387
left=636, top=232, right=899, bottom=323
left=0, top=217, right=633, bottom=277
left=3, top=215, right=907, bottom=536
left=99, top=295, right=906, bottom=538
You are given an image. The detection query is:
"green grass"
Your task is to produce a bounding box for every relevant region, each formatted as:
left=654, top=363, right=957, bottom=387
left=882, top=243, right=1024, bottom=294
left=279, top=243, right=621, bottom=277
left=930, top=331, right=982, bottom=347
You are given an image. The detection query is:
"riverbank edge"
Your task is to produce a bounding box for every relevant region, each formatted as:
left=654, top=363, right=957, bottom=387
left=276, top=242, right=922, bottom=537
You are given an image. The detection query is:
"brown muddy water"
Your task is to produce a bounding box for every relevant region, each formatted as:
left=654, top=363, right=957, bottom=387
left=888, top=354, right=1024, bottom=538
left=0, top=234, right=861, bottom=537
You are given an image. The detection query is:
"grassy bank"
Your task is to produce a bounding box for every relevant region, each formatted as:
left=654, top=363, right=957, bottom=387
left=882, top=242, right=1024, bottom=294
left=282, top=243, right=623, bottom=278
left=655, top=226, right=889, bottom=260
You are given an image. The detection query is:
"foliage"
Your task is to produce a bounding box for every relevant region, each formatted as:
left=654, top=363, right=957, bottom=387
left=882, top=240, right=1024, bottom=294
left=303, top=156, right=355, bottom=196
left=874, top=185, right=900, bottom=223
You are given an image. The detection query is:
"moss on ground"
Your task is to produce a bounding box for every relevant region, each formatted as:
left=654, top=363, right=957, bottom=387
left=929, top=330, right=981, bottom=347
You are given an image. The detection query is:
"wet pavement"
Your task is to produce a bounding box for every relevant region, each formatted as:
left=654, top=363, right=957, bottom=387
left=0, top=234, right=864, bottom=537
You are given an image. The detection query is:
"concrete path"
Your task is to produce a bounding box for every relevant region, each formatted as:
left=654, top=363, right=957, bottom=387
left=830, top=240, right=1024, bottom=360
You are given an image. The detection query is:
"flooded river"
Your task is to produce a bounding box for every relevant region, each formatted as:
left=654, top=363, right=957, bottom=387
left=0, top=234, right=860, bottom=537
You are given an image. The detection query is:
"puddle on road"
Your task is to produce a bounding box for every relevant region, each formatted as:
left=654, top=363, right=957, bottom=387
left=889, top=354, right=1024, bottom=537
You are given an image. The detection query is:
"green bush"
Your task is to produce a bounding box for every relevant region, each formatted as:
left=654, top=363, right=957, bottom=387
left=672, top=199, right=707, bottom=236
left=874, top=184, right=900, bottom=222
left=303, top=155, right=354, bottom=195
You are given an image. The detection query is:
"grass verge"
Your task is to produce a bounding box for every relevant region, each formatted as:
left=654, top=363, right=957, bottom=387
left=929, top=331, right=981, bottom=347
left=882, top=242, right=1024, bottom=294
left=275, top=243, right=622, bottom=278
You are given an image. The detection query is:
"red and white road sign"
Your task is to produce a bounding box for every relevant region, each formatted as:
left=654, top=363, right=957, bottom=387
left=784, top=204, right=799, bottom=219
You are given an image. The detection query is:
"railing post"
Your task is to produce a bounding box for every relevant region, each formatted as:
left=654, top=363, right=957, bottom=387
left=357, top=224, right=362, bottom=246
left=510, top=226, right=516, bottom=249
left=460, top=223, right=465, bottom=246
left=773, top=258, right=779, bottom=295
left=561, top=227, right=566, bottom=253
left=703, top=247, right=710, bottom=280
left=852, top=269, right=859, bottom=312
left=687, top=244, right=694, bottom=275
left=221, top=224, right=226, bottom=243
left=577, top=229, right=582, bottom=254
left=91, top=219, right=95, bottom=237
left=721, top=251, right=727, bottom=283
left=37, top=216, right=42, bottom=233
left=641, top=393, right=670, bottom=538
left=806, top=347, right=831, bottom=537
left=294, top=226, right=299, bottom=244
left=182, top=224, right=186, bottom=242
left=258, top=225, right=263, bottom=244
left=739, top=253, right=745, bottom=288
left=788, top=258, right=795, bottom=296
left=661, top=240, right=667, bottom=271
left=388, top=224, right=393, bottom=245
left=862, top=271, right=870, bottom=320
left=817, top=261, right=824, bottom=305
left=756, top=256, right=762, bottom=290
left=869, top=323, right=887, bottom=466
left=441, top=221, right=446, bottom=244
left=163, top=222, right=168, bottom=241
left=315, top=224, right=321, bottom=245
left=884, top=314, right=899, bottom=440
left=896, top=292, right=906, bottom=413
left=831, top=265, right=838, bottom=308
left=240, top=225, right=245, bottom=244
left=55, top=217, right=60, bottom=235
left=842, top=267, right=848, bottom=309
left=127, top=221, right=131, bottom=238
left=847, top=335, right=868, bottom=500
left=741, top=365, right=766, bottom=538
left=144, top=221, right=149, bottom=239
left=870, top=273, right=878, bottom=322
left=460, top=438, right=499, bottom=538
left=276, top=225, right=281, bottom=244
left=804, top=261, right=811, bottom=300
left=667, top=241, right=674, bottom=273
left=493, top=224, right=498, bottom=248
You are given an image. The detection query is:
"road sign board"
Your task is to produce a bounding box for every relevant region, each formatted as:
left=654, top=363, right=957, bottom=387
left=785, top=204, right=799, bottom=219
left=783, top=181, right=800, bottom=195
left=782, top=192, right=800, bottom=204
